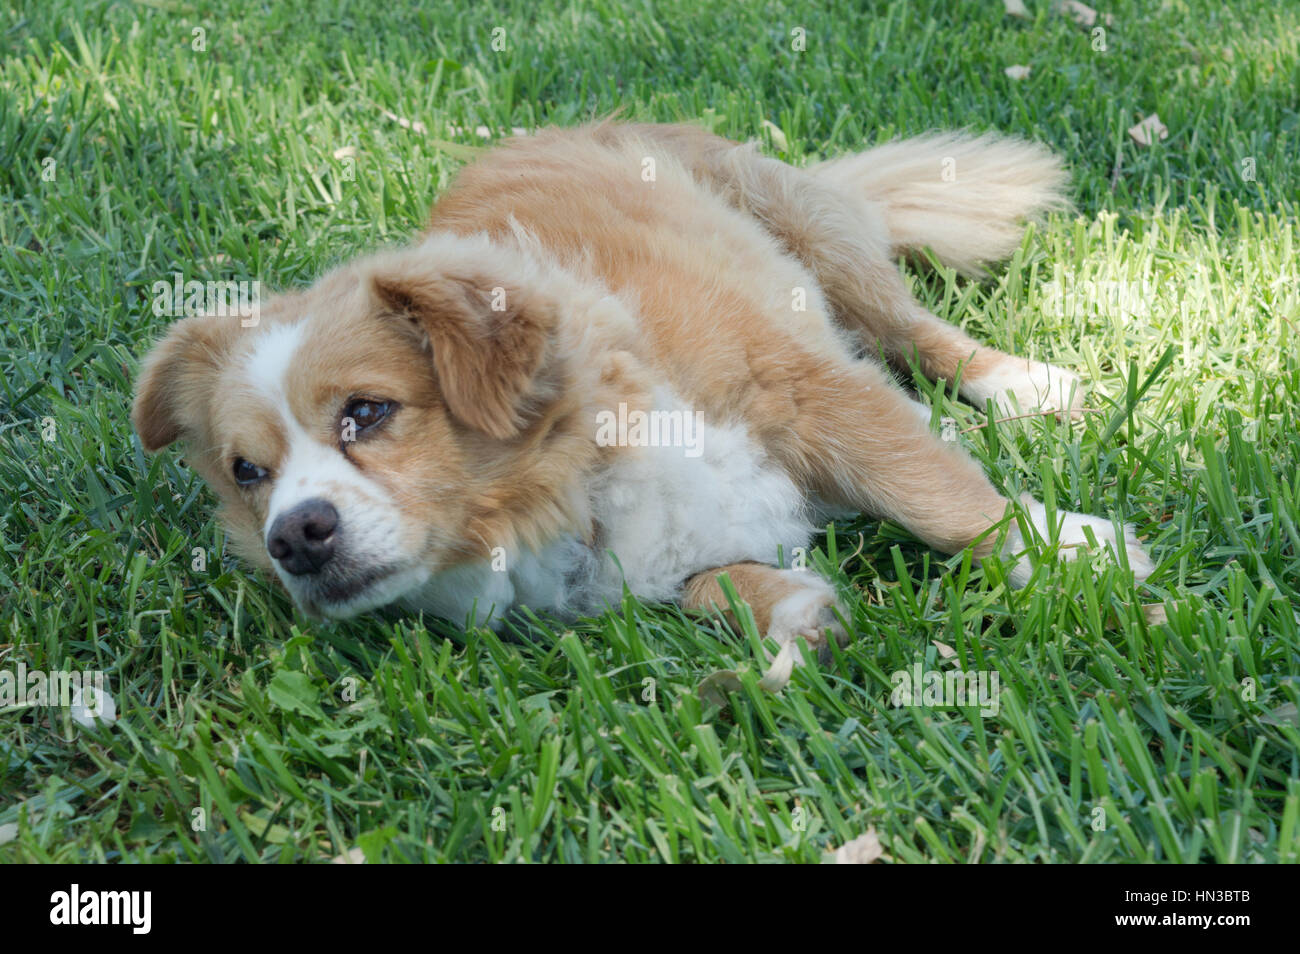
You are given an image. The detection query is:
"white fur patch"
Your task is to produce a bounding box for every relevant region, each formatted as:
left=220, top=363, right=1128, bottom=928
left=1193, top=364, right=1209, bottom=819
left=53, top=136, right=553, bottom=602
left=245, top=321, right=305, bottom=398
left=402, top=537, right=601, bottom=628
left=590, top=401, right=815, bottom=604
left=406, top=394, right=816, bottom=626
left=963, top=358, right=1083, bottom=416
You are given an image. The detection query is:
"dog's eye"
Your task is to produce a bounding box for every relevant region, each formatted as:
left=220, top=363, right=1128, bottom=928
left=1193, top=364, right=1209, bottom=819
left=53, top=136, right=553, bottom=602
left=342, top=398, right=393, bottom=434
left=233, top=458, right=269, bottom=486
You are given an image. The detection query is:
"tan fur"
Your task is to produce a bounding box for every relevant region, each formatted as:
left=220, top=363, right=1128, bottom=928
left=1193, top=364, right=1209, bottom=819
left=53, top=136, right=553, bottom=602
left=133, top=120, right=1144, bottom=652
left=683, top=562, right=828, bottom=636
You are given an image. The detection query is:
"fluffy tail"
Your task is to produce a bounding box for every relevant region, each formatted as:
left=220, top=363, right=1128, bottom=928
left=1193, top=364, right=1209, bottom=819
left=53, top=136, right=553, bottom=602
left=810, top=131, right=1071, bottom=274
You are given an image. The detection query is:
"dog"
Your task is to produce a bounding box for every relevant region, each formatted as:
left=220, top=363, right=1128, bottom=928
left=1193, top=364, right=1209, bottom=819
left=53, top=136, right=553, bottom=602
left=133, top=122, right=1154, bottom=683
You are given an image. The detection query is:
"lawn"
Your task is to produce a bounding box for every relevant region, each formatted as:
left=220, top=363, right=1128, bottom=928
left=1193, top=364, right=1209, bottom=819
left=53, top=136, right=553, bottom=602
left=1, top=0, right=1298, bottom=863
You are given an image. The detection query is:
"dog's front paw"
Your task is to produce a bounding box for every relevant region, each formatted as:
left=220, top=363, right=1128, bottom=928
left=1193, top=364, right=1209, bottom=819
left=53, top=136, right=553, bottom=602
left=965, top=358, right=1085, bottom=418
left=758, top=573, right=848, bottom=691
left=1003, top=501, right=1155, bottom=587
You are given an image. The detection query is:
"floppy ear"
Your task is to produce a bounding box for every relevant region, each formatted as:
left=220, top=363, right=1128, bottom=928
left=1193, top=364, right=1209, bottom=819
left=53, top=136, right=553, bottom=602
left=371, top=264, right=557, bottom=440
left=132, top=315, right=233, bottom=451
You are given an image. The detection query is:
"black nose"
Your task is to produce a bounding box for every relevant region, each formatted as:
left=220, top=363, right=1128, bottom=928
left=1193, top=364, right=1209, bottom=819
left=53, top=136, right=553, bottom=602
left=267, top=498, right=339, bottom=575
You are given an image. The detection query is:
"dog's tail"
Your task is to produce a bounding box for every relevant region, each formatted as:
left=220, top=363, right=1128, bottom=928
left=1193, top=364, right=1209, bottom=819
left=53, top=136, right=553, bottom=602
left=809, top=131, right=1070, bottom=275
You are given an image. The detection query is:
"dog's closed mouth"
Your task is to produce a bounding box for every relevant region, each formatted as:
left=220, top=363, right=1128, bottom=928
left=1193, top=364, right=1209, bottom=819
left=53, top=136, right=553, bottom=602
left=299, top=563, right=401, bottom=614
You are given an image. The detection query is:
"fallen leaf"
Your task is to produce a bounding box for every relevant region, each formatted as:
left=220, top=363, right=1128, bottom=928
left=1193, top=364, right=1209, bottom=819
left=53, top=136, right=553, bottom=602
left=697, top=669, right=743, bottom=708
left=1061, top=0, right=1096, bottom=26
left=1261, top=702, right=1299, bottom=727
left=1056, top=0, right=1111, bottom=27
left=1108, top=601, right=1174, bottom=629
left=240, top=811, right=293, bottom=845
left=381, top=109, right=428, bottom=135
left=70, top=684, right=117, bottom=729
left=1141, top=603, right=1168, bottom=625
left=828, top=828, right=884, bottom=864
left=1128, top=113, right=1169, bottom=146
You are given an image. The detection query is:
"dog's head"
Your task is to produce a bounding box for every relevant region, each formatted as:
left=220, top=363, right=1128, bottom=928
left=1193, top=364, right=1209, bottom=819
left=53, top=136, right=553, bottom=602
left=132, top=234, right=571, bottom=618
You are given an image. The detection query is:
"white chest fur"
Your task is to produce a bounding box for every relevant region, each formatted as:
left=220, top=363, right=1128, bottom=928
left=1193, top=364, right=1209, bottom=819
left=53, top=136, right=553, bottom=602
left=404, top=408, right=815, bottom=627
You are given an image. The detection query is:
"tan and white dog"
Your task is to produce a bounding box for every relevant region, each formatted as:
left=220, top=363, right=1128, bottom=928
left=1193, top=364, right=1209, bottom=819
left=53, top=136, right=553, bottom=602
left=133, top=122, right=1153, bottom=676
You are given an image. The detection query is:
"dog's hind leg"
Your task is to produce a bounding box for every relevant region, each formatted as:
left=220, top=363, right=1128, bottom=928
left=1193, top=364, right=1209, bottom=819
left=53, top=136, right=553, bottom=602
left=768, top=357, right=1153, bottom=585
left=671, top=129, right=1083, bottom=415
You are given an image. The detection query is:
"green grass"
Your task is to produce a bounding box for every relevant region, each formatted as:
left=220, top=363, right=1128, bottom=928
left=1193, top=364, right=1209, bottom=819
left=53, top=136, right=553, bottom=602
left=1, top=0, right=1298, bottom=862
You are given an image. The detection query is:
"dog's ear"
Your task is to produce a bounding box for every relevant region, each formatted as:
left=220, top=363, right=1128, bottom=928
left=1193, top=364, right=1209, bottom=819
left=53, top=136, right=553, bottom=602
left=371, top=263, right=557, bottom=440
left=132, top=315, right=234, bottom=451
